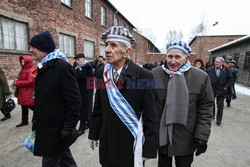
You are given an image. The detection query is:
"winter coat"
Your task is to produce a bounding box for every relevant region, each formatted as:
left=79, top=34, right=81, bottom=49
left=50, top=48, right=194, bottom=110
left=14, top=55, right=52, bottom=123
left=206, top=66, right=233, bottom=96
left=152, top=66, right=214, bottom=156
left=88, top=61, right=158, bottom=167
left=75, top=62, right=94, bottom=122
left=0, top=68, right=10, bottom=109
left=14, top=55, right=35, bottom=106
left=33, top=59, right=81, bottom=156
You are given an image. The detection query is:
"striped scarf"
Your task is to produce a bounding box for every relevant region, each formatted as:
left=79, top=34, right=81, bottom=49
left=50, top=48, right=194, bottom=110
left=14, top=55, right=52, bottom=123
left=103, top=63, right=144, bottom=167
left=75, top=60, right=89, bottom=71
left=37, top=49, right=68, bottom=69
left=160, top=61, right=191, bottom=147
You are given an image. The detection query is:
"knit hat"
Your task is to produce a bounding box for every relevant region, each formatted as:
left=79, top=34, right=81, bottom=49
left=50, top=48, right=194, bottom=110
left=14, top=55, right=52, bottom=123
left=215, top=57, right=224, bottom=62
left=74, top=53, right=85, bottom=59
left=194, top=58, right=204, bottom=66
left=101, top=26, right=135, bottom=47
left=30, top=31, right=56, bottom=53
left=166, top=40, right=191, bottom=55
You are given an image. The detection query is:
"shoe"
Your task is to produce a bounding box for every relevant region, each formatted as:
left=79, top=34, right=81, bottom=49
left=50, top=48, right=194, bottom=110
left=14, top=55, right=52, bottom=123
left=16, top=122, right=28, bottom=127
left=1, top=115, right=11, bottom=121
left=227, top=103, right=230, bottom=107
left=216, top=121, right=221, bottom=126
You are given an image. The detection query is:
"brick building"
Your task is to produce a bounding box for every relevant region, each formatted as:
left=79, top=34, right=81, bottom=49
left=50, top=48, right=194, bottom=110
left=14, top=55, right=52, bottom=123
left=189, top=35, right=245, bottom=66
left=0, top=0, right=160, bottom=82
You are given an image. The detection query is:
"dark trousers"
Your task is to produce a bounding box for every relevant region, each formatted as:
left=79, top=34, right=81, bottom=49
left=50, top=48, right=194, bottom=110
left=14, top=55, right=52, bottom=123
left=21, top=106, right=34, bottom=123
left=158, top=152, right=194, bottom=167
left=1, top=109, right=10, bottom=117
left=226, top=88, right=231, bottom=104
left=231, top=84, right=237, bottom=98
left=42, top=148, right=77, bottom=167
left=214, top=96, right=224, bottom=122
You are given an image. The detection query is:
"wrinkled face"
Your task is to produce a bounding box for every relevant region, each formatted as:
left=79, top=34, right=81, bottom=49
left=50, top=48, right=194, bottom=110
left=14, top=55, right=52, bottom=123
left=105, top=41, right=131, bottom=69
left=195, top=62, right=202, bottom=69
left=75, top=58, right=84, bottom=66
left=166, top=49, right=189, bottom=71
left=29, top=46, right=47, bottom=62
left=214, top=60, right=223, bottom=68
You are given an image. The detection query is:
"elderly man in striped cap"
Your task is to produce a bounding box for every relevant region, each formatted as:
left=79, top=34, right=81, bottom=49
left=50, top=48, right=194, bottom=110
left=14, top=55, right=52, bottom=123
left=152, top=41, right=214, bottom=167
left=88, top=26, right=158, bottom=167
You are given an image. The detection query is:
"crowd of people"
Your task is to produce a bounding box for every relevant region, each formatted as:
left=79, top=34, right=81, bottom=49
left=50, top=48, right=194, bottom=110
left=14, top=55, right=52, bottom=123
left=0, top=25, right=240, bottom=167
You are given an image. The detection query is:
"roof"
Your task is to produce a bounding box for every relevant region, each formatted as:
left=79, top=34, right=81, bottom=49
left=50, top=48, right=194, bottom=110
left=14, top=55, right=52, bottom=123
left=209, top=34, right=250, bottom=53
left=189, top=34, right=246, bottom=46
left=107, top=0, right=135, bottom=28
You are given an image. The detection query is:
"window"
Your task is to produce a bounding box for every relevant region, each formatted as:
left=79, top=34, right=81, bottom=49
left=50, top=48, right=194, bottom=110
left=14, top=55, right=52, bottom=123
left=234, top=53, right=239, bottom=66
left=61, top=0, right=72, bottom=7
left=84, top=40, right=94, bottom=58
left=85, top=0, right=92, bottom=19
left=243, top=51, right=250, bottom=70
left=101, top=6, right=106, bottom=26
left=114, top=16, right=119, bottom=26
left=100, top=44, right=106, bottom=58
left=59, top=33, right=75, bottom=57
left=0, top=16, right=27, bottom=51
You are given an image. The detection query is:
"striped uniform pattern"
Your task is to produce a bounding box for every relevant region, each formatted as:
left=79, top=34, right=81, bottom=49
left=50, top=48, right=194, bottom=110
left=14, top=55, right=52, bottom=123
left=166, top=40, right=192, bottom=55
left=101, top=26, right=135, bottom=47
left=37, top=49, right=68, bottom=69
left=162, top=61, right=192, bottom=77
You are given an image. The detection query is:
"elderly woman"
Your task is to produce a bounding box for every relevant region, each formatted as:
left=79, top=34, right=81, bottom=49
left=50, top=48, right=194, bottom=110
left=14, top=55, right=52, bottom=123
left=194, top=58, right=205, bottom=70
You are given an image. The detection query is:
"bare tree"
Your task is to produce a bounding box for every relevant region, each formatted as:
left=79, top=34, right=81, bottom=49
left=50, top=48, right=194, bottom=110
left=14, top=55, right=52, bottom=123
left=165, top=30, right=183, bottom=44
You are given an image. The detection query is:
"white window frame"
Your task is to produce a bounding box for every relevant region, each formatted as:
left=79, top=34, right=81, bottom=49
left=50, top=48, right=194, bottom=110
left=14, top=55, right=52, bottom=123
left=0, top=16, right=28, bottom=51
left=101, top=6, right=106, bottom=26
left=85, top=0, right=92, bottom=19
left=84, top=40, right=94, bottom=58
left=99, top=44, right=106, bottom=58
left=61, top=0, right=72, bottom=7
left=59, top=33, right=75, bottom=57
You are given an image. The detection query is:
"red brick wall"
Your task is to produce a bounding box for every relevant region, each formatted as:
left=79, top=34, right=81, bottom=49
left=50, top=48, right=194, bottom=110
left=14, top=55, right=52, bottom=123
left=0, top=0, right=135, bottom=80
left=189, top=35, right=244, bottom=65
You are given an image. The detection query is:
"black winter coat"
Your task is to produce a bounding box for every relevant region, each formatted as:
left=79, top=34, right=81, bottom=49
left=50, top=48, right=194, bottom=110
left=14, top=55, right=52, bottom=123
left=75, top=62, right=94, bottom=121
left=88, top=61, right=158, bottom=167
left=206, top=66, right=233, bottom=96
left=33, top=59, right=81, bottom=156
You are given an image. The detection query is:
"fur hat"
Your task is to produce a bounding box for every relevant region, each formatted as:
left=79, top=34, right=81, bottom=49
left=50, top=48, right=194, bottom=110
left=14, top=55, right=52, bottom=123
left=101, top=26, right=135, bottom=47
left=166, top=40, right=191, bottom=55
left=30, top=31, right=56, bottom=53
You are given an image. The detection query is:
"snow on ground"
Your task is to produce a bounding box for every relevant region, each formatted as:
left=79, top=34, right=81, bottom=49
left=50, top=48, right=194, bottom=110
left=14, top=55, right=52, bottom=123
left=235, top=84, right=250, bottom=96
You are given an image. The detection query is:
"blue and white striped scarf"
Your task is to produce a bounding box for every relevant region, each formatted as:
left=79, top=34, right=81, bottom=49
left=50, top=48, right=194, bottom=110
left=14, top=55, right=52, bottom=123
left=161, top=60, right=192, bottom=77
left=75, top=60, right=89, bottom=71
left=37, top=49, right=68, bottom=69
left=103, top=64, right=144, bottom=167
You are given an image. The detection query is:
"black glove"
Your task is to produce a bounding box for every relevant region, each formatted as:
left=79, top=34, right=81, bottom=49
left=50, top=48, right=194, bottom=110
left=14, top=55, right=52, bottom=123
left=195, top=138, right=207, bottom=156
left=61, top=127, right=78, bottom=147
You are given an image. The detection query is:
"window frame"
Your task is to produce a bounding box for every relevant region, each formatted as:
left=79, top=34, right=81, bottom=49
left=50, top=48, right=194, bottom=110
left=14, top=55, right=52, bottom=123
left=85, top=0, right=93, bottom=19
left=101, top=6, right=106, bottom=27
left=84, top=40, right=95, bottom=58
left=60, top=0, right=72, bottom=7
left=99, top=44, right=106, bottom=58
left=59, top=33, right=75, bottom=57
left=243, top=51, right=250, bottom=70
left=0, top=16, right=28, bottom=52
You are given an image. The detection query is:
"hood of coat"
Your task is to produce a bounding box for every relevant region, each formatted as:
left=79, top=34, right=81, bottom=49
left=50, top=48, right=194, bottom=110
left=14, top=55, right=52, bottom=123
left=20, top=55, right=33, bottom=70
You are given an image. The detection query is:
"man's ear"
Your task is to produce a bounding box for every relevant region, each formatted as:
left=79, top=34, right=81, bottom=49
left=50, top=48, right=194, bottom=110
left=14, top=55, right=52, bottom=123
left=186, top=55, right=191, bottom=61
left=124, top=47, right=132, bottom=58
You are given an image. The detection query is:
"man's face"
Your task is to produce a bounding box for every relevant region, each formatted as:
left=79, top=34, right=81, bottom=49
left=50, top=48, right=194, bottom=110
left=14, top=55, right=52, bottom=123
left=166, top=49, right=189, bottom=71
left=98, top=57, right=103, bottom=62
left=75, top=58, right=84, bottom=66
left=29, top=46, right=47, bottom=62
left=105, top=41, right=130, bottom=68
left=214, top=60, right=223, bottom=68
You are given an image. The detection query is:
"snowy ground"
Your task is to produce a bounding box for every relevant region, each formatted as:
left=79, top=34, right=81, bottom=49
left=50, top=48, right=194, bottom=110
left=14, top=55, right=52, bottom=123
left=235, top=84, right=250, bottom=96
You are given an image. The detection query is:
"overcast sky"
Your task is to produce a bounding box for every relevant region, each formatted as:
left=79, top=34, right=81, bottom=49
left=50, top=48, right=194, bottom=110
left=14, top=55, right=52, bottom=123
left=109, top=0, right=250, bottom=50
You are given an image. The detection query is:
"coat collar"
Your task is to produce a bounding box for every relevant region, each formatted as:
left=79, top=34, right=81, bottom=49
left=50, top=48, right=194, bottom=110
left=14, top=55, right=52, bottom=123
left=124, top=60, right=140, bottom=78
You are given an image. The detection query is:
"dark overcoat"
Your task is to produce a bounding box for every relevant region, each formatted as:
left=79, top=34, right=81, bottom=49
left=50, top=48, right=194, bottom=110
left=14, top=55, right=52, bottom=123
left=75, top=62, right=94, bottom=122
left=0, top=68, right=10, bottom=109
left=88, top=61, right=158, bottom=167
left=152, top=66, right=214, bottom=156
left=33, top=59, right=81, bottom=156
left=206, top=66, right=233, bottom=96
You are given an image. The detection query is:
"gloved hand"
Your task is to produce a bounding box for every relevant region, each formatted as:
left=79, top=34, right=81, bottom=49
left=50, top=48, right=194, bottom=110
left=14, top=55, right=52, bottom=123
left=195, top=138, right=207, bottom=156
left=61, top=127, right=78, bottom=147
left=89, top=139, right=99, bottom=150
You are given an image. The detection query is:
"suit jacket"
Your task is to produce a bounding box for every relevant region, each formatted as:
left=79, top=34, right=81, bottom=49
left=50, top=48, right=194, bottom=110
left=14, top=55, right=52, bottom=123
left=33, top=59, right=81, bottom=156
left=88, top=61, right=158, bottom=167
left=152, top=66, right=214, bottom=156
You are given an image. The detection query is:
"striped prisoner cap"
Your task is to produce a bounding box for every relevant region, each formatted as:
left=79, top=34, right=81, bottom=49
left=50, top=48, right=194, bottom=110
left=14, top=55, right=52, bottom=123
left=101, top=26, right=135, bottom=47
left=166, top=40, right=192, bottom=55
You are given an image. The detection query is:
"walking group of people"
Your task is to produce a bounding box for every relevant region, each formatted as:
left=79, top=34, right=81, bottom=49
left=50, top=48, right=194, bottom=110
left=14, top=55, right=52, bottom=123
left=0, top=25, right=238, bottom=167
